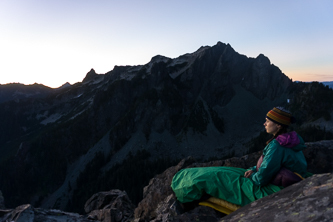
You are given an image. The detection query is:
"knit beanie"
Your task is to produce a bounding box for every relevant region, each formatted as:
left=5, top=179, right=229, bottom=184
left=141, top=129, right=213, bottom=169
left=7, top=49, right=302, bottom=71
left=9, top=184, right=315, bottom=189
left=266, top=107, right=293, bottom=127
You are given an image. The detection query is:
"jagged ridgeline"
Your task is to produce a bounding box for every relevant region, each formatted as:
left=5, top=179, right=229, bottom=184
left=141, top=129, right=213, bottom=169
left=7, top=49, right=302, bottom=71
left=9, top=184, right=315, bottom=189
left=0, top=42, right=332, bottom=213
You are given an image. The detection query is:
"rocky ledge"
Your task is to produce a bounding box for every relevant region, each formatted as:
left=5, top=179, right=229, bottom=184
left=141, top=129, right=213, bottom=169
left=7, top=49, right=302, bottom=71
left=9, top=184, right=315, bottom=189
left=1, top=140, right=333, bottom=222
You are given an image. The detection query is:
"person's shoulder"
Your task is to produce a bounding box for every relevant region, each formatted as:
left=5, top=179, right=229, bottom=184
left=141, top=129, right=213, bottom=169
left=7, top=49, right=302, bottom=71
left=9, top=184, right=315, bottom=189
left=269, top=139, right=281, bottom=147
left=264, top=140, right=282, bottom=153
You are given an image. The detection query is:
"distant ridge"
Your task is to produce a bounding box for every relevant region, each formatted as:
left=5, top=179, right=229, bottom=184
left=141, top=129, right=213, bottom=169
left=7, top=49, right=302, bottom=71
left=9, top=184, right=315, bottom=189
left=322, top=81, right=333, bottom=89
left=294, top=80, right=333, bottom=89
left=0, top=82, right=53, bottom=103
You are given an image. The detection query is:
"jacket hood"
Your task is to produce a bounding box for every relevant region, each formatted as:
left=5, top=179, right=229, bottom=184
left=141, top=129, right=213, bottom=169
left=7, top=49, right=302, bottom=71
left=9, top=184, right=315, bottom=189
left=275, top=131, right=306, bottom=151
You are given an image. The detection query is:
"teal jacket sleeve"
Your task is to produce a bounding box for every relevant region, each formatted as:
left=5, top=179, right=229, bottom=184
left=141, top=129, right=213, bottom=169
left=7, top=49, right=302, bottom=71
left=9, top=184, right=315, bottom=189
left=250, top=141, right=283, bottom=186
left=248, top=166, right=257, bottom=172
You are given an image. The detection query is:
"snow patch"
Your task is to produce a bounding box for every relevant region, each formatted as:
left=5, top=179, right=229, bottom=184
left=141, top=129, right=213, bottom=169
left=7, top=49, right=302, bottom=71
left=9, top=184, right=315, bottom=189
left=120, top=72, right=137, bottom=81
left=36, top=111, right=48, bottom=120
left=70, top=110, right=86, bottom=120
left=74, top=93, right=83, bottom=98
left=91, top=77, right=104, bottom=85
left=41, top=113, right=63, bottom=125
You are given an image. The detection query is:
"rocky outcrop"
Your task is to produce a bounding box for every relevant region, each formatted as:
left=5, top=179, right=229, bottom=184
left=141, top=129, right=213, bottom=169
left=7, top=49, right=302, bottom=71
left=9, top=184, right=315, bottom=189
left=0, top=190, right=134, bottom=222
left=83, top=68, right=99, bottom=82
left=303, top=140, right=333, bottom=174
left=142, top=174, right=333, bottom=222
left=221, top=173, right=333, bottom=222
left=84, top=189, right=135, bottom=222
left=133, top=157, right=197, bottom=221
left=133, top=150, right=263, bottom=221
left=0, top=204, right=95, bottom=222
left=133, top=140, right=333, bottom=221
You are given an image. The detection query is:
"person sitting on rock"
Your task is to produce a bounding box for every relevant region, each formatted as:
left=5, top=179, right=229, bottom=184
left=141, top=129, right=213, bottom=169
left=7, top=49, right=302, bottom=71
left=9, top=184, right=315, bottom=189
left=171, top=107, right=311, bottom=212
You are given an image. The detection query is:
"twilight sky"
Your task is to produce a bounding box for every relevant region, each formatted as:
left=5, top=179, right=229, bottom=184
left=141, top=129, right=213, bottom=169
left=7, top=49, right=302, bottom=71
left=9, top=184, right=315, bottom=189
left=1, top=0, right=332, bottom=88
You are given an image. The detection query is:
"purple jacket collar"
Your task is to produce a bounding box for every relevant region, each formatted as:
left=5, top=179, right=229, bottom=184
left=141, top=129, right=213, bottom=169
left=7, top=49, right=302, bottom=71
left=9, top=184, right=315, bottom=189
left=275, top=131, right=300, bottom=148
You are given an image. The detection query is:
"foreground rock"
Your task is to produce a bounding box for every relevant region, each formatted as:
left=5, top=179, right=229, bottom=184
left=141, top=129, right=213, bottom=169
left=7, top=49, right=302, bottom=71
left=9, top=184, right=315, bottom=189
left=0, top=190, right=134, bottom=222
left=145, top=173, right=333, bottom=222
left=0, top=204, right=95, bottom=222
left=85, top=189, right=135, bottom=222
left=221, top=173, right=333, bottom=222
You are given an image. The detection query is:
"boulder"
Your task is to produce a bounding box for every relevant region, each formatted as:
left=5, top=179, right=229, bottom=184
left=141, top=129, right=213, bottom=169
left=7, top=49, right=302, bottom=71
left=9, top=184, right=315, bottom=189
left=134, top=157, right=196, bottom=221
left=85, top=189, right=135, bottom=222
left=0, top=189, right=134, bottom=222
left=142, top=193, right=223, bottom=222
left=0, top=204, right=94, bottom=222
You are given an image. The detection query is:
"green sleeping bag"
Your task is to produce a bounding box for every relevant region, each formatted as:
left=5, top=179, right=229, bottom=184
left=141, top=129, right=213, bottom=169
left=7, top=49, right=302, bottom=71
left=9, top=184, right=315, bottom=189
left=171, top=166, right=282, bottom=206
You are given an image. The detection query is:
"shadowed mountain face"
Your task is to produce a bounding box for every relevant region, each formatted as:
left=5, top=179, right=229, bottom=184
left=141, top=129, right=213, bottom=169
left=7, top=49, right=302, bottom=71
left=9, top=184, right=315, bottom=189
left=0, top=42, right=332, bottom=213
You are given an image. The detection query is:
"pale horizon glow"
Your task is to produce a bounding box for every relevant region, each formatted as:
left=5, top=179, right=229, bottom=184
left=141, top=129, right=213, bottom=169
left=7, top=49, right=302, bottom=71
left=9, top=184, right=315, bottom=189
left=0, top=0, right=332, bottom=88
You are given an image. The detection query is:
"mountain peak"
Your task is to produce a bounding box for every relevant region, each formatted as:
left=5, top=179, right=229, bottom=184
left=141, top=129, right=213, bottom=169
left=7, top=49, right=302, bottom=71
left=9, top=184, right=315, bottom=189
left=82, top=68, right=98, bottom=82
left=57, top=82, right=71, bottom=90
left=256, top=54, right=271, bottom=65
left=149, top=55, right=170, bottom=64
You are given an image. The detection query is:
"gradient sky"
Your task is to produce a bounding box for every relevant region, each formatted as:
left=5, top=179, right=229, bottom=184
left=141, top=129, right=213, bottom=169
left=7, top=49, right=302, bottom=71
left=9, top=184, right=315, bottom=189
left=1, top=0, right=332, bottom=88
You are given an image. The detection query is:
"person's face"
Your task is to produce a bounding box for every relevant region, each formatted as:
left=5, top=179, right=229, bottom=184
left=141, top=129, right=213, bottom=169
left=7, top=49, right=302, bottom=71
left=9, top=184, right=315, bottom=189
left=264, top=118, right=281, bottom=136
